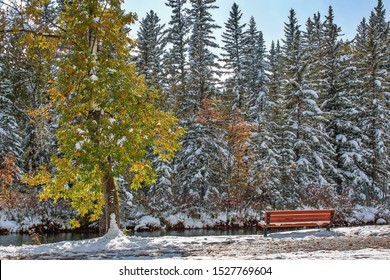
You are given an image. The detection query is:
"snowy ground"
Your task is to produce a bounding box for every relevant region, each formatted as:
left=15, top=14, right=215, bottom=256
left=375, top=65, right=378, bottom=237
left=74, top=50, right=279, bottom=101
left=0, top=224, right=389, bottom=260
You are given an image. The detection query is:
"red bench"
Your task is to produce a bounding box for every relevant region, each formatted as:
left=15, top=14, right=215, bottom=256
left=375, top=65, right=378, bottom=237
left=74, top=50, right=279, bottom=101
left=258, top=209, right=336, bottom=237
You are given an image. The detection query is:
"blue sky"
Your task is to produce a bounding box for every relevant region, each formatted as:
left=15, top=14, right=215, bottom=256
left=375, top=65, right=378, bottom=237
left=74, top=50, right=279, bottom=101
left=124, top=0, right=390, bottom=49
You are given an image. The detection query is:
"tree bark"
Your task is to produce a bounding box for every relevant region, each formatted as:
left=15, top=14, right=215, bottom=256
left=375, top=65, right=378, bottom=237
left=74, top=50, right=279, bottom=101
left=101, top=164, right=120, bottom=233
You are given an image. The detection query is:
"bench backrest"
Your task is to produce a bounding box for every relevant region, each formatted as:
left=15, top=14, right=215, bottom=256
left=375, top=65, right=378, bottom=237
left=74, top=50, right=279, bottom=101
left=264, top=210, right=335, bottom=224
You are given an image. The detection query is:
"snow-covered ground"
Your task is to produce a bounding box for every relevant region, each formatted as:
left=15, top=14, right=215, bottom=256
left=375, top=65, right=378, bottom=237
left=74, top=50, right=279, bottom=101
left=0, top=223, right=389, bottom=260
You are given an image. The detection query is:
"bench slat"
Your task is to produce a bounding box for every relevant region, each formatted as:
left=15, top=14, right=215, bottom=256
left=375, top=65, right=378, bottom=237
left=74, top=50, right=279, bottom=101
left=268, top=214, right=332, bottom=223
left=259, top=209, right=336, bottom=236
left=265, top=210, right=335, bottom=215
left=266, top=222, right=330, bottom=227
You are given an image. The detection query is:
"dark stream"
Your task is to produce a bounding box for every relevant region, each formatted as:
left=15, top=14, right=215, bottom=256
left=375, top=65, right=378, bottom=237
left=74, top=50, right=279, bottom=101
left=0, top=228, right=259, bottom=247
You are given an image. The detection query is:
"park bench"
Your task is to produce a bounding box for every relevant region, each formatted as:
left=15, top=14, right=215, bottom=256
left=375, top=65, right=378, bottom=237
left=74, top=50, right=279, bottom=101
left=258, top=209, right=336, bottom=237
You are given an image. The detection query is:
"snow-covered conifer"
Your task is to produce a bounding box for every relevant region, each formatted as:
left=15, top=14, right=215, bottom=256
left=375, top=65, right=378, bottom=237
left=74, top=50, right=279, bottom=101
left=136, top=10, right=166, bottom=88
left=280, top=9, right=334, bottom=206
left=0, top=47, right=22, bottom=160
left=352, top=0, right=390, bottom=204
left=165, top=0, right=190, bottom=117
left=253, top=40, right=286, bottom=208
left=315, top=6, right=363, bottom=194
left=221, top=3, right=246, bottom=111
left=188, top=0, right=221, bottom=114
left=242, top=17, right=269, bottom=123
left=174, top=101, right=227, bottom=212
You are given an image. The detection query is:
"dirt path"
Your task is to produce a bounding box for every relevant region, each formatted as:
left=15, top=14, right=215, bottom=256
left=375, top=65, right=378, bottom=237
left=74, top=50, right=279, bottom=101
left=181, top=235, right=390, bottom=259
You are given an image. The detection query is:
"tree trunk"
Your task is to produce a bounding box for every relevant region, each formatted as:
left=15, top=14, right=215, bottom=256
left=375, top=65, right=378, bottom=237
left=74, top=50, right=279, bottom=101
left=99, top=210, right=106, bottom=235
left=101, top=171, right=120, bottom=233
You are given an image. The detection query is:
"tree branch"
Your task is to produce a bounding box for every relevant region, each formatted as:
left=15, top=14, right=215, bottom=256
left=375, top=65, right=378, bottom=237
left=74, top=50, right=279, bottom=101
left=0, top=28, right=61, bottom=38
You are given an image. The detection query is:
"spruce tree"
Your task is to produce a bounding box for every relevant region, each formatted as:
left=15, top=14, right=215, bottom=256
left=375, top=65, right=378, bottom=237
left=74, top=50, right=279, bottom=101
left=136, top=8, right=176, bottom=214
left=0, top=45, right=23, bottom=164
left=0, top=1, right=56, bottom=172
left=353, top=0, right=390, bottom=204
left=172, top=0, right=222, bottom=214
left=268, top=41, right=283, bottom=109
left=221, top=2, right=246, bottom=111
left=242, top=16, right=268, bottom=123
left=304, top=10, right=338, bottom=189
left=281, top=9, right=332, bottom=206
left=136, top=10, right=166, bottom=89
left=239, top=17, right=271, bottom=207
left=257, top=40, right=286, bottom=208
left=0, top=91, right=23, bottom=166
left=317, top=6, right=362, bottom=194
left=188, top=0, right=220, bottom=114
left=174, top=100, right=227, bottom=213
left=165, top=0, right=190, bottom=117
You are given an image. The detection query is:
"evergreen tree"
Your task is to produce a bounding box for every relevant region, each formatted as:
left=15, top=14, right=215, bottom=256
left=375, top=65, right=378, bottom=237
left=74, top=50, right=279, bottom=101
left=316, top=6, right=362, bottom=194
left=355, top=18, right=369, bottom=48
left=303, top=10, right=338, bottom=190
left=221, top=2, right=246, bottom=111
left=165, top=0, right=190, bottom=117
left=257, top=40, right=286, bottom=208
left=268, top=41, right=283, bottom=109
left=238, top=18, right=271, bottom=208
left=188, top=0, right=220, bottom=114
left=174, top=100, right=227, bottom=213
left=353, top=0, right=390, bottom=204
left=0, top=0, right=56, bottom=172
left=242, top=16, right=268, bottom=123
left=172, top=0, right=222, bottom=214
left=0, top=46, right=23, bottom=163
left=0, top=87, right=23, bottom=165
left=136, top=7, right=177, bottom=214
left=281, top=9, right=333, bottom=206
left=136, top=10, right=166, bottom=89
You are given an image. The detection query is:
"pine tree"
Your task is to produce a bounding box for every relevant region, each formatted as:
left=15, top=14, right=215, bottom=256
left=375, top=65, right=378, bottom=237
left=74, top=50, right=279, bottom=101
left=172, top=0, right=222, bottom=215
left=315, top=6, right=362, bottom=194
left=1, top=5, right=24, bottom=165
left=280, top=9, right=333, bottom=206
left=165, top=0, right=190, bottom=117
left=353, top=0, right=390, bottom=204
left=188, top=0, right=220, bottom=114
left=221, top=2, right=246, bottom=111
left=136, top=10, right=166, bottom=89
left=242, top=16, right=268, bottom=123
left=268, top=41, right=283, bottom=109
left=23, top=0, right=183, bottom=232
left=255, top=40, right=286, bottom=208
left=0, top=59, right=23, bottom=162
left=303, top=10, right=338, bottom=189
left=174, top=99, right=227, bottom=213
left=0, top=0, right=56, bottom=172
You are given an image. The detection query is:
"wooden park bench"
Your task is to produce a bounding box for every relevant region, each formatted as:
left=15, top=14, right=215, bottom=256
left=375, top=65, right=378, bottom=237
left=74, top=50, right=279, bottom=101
left=258, top=209, right=336, bottom=237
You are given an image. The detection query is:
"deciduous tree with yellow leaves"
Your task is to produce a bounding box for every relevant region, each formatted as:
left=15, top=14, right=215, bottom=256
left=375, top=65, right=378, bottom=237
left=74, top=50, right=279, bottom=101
left=18, top=0, right=183, bottom=232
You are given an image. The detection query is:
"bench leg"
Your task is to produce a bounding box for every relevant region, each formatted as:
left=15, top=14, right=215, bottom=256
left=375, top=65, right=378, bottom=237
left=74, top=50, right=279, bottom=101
left=263, top=227, right=268, bottom=237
